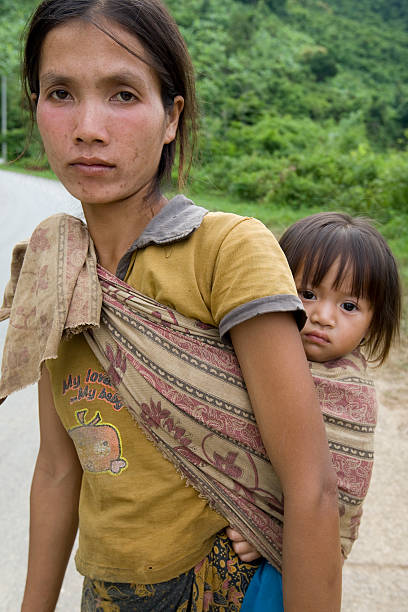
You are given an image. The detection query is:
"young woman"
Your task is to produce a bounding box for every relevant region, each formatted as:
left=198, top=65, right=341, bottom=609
left=0, top=1, right=342, bottom=610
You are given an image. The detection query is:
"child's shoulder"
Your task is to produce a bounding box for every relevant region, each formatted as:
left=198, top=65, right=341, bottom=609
left=309, top=349, right=374, bottom=384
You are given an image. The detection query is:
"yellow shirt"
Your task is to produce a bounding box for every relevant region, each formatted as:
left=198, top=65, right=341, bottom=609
left=47, top=199, right=303, bottom=584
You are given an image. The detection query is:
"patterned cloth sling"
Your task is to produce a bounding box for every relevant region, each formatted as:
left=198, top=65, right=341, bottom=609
left=0, top=214, right=377, bottom=570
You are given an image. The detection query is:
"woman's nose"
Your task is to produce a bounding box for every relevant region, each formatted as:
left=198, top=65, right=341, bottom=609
left=309, top=301, right=336, bottom=327
left=73, top=102, right=109, bottom=144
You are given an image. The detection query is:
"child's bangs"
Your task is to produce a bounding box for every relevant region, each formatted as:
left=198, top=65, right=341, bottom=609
left=280, top=211, right=401, bottom=365
left=301, top=232, right=372, bottom=301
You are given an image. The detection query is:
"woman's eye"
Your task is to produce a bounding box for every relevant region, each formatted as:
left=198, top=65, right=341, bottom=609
left=300, top=290, right=316, bottom=300
left=50, top=89, right=71, bottom=101
left=113, top=91, right=136, bottom=102
left=342, top=301, right=357, bottom=312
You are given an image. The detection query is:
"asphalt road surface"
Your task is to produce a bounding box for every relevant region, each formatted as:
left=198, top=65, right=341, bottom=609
left=0, top=169, right=407, bottom=610
left=0, top=170, right=82, bottom=610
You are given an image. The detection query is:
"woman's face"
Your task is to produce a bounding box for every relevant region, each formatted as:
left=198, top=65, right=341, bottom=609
left=36, top=19, right=183, bottom=206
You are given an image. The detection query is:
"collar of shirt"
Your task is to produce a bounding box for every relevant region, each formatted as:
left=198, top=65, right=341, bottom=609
left=115, top=195, right=208, bottom=280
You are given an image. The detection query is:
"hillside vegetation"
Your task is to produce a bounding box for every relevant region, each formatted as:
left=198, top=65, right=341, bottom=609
left=1, top=0, right=407, bottom=274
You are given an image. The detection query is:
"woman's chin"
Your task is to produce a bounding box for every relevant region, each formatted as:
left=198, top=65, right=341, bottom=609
left=61, top=184, right=122, bottom=207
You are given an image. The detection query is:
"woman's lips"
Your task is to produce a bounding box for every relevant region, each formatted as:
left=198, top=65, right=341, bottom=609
left=70, top=158, right=115, bottom=176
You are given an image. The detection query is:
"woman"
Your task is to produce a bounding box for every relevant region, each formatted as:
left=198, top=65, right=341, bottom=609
left=1, top=1, right=341, bottom=610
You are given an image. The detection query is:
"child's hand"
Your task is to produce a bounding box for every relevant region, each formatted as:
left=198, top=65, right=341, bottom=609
left=226, top=527, right=261, bottom=562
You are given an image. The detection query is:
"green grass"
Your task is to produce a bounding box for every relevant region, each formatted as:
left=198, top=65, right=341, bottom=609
left=0, top=161, right=55, bottom=180
left=185, top=189, right=322, bottom=237
left=2, top=162, right=407, bottom=290
left=186, top=187, right=408, bottom=285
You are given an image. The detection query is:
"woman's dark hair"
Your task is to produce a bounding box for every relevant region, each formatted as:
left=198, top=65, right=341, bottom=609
left=22, top=0, right=198, bottom=190
left=279, top=212, right=402, bottom=365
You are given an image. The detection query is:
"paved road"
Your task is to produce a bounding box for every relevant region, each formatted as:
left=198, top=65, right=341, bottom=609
left=0, top=170, right=82, bottom=610
left=341, top=369, right=408, bottom=611
left=0, top=169, right=407, bottom=610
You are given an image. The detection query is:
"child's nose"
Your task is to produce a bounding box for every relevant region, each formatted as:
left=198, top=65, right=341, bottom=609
left=309, top=302, right=336, bottom=327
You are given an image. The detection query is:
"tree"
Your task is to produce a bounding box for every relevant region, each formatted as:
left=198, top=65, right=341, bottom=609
left=300, top=46, right=338, bottom=82
left=237, top=0, right=287, bottom=14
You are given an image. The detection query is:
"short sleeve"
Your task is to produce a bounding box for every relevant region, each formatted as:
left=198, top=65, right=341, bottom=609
left=210, top=217, right=305, bottom=338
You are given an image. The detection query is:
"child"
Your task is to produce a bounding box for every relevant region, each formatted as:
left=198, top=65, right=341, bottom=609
left=239, top=211, right=402, bottom=611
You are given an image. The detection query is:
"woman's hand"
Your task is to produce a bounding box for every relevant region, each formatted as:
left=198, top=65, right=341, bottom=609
left=226, top=527, right=261, bottom=562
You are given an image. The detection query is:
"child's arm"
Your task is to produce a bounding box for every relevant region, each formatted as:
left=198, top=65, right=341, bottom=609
left=230, top=312, right=342, bottom=612
left=21, top=367, right=82, bottom=612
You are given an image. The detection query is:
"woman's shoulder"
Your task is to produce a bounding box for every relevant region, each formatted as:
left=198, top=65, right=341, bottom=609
left=197, top=209, right=280, bottom=254
left=159, top=195, right=278, bottom=250
left=201, top=209, right=271, bottom=232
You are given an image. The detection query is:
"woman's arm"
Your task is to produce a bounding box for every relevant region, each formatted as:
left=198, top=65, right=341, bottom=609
left=21, top=367, right=83, bottom=612
left=230, top=312, right=342, bottom=612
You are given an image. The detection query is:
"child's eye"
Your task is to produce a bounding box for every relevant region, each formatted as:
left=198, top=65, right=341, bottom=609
left=341, top=301, right=358, bottom=312
left=50, top=89, right=71, bottom=101
left=299, top=290, right=316, bottom=300
left=111, top=91, right=136, bottom=102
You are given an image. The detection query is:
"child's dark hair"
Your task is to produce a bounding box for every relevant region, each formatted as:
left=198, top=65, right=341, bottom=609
left=279, top=212, right=401, bottom=365
left=22, top=0, right=197, bottom=190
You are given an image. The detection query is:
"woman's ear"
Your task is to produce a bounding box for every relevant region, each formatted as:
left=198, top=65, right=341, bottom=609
left=164, top=95, right=184, bottom=144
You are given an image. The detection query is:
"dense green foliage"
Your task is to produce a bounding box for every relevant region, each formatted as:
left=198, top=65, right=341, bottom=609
left=324, top=0, right=408, bottom=27
left=0, top=1, right=41, bottom=162
left=163, top=0, right=408, bottom=220
left=0, top=0, right=407, bottom=272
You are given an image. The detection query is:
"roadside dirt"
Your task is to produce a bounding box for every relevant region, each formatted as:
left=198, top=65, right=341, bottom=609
left=371, top=331, right=408, bottom=413
left=341, top=317, right=408, bottom=612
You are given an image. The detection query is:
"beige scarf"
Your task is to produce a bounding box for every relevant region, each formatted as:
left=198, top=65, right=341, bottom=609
left=0, top=213, right=377, bottom=568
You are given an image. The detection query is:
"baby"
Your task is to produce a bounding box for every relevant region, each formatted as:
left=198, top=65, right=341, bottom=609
left=237, top=211, right=402, bottom=611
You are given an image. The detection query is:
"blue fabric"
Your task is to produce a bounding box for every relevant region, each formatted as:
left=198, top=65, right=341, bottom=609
left=241, top=560, right=284, bottom=612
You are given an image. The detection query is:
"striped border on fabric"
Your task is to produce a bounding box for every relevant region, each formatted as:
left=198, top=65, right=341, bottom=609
left=81, top=265, right=378, bottom=567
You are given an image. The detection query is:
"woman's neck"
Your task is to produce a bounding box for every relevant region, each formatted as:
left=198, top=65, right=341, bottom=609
left=82, top=193, right=167, bottom=274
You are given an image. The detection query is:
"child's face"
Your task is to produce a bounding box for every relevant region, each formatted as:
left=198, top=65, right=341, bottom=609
left=295, top=261, right=373, bottom=362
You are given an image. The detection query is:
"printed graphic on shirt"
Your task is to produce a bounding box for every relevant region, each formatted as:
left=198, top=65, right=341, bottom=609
left=68, top=409, right=128, bottom=476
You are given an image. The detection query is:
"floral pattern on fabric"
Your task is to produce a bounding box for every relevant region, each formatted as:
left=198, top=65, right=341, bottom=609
left=191, top=532, right=259, bottom=611
left=81, top=532, right=259, bottom=612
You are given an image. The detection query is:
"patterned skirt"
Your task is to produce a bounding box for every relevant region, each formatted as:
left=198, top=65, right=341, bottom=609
left=81, top=531, right=261, bottom=611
